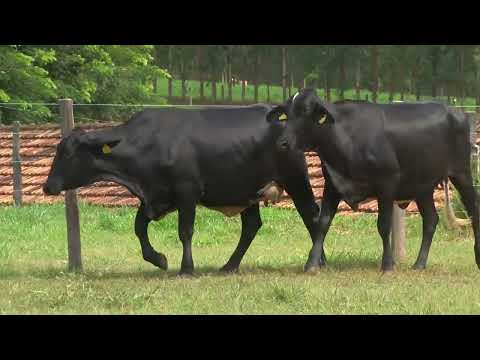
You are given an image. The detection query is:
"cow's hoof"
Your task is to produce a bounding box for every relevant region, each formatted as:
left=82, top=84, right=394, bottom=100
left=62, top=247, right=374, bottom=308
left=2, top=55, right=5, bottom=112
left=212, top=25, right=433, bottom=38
left=412, top=263, right=426, bottom=270
left=219, top=264, right=239, bottom=274
left=157, top=253, right=168, bottom=271
left=304, top=264, right=325, bottom=273
left=178, top=268, right=194, bottom=277
left=380, top=264, right=394, bottom=273
left=145, top=252, right=168, bottom=271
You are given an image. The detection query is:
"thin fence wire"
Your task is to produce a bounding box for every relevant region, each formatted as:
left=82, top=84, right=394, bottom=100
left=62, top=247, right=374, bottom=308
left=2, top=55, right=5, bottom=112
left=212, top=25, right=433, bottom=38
left=0, top=101, right=479, bottom=128
left=1, top=101, right=480, bottom=108
left=0, top=103, right=58, bottom=106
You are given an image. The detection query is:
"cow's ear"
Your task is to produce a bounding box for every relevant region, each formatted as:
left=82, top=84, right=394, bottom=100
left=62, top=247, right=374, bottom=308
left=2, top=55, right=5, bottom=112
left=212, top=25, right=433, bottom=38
left=313, top=100, right=336, bottom=125
left=266, top=105, right=288, bottom=122
left=77, top=132, right=121, bottom=155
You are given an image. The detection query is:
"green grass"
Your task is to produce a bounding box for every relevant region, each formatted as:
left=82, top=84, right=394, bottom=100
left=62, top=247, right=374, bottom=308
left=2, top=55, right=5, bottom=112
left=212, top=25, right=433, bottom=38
left=155, top=77, right=479, bottom=106
left=1, top=203, right=479, bottom=314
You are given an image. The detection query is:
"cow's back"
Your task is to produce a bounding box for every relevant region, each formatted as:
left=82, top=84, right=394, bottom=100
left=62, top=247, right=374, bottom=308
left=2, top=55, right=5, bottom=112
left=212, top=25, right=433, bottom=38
left=330, top=101, right=469, bottom=199
left=121, top=105, right=288, bottom=205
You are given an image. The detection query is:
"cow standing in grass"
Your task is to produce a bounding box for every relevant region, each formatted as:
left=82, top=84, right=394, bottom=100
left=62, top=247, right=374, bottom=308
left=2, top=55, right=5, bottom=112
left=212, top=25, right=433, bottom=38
left=267, top=89, right=480, bottom=272
left=43, top=105, right=323, bottom=275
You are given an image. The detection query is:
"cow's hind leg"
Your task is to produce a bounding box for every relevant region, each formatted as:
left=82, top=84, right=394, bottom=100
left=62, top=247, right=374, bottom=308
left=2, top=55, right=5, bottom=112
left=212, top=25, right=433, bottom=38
left=135, top=204, right=168, bottom=270
left=377, top=198, right=395, bottom=272
left=449, top=173, right=480, bottom=269
left=413, top=191, right=439, bottom=270
left=175, top=184, right=199, bottom=276
left=220, top=204, right=262, bottom=273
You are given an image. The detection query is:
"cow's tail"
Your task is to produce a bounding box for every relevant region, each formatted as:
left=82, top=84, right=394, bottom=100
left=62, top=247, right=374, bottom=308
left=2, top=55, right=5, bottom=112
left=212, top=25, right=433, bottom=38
left=443, top=179, right=471, bottom=229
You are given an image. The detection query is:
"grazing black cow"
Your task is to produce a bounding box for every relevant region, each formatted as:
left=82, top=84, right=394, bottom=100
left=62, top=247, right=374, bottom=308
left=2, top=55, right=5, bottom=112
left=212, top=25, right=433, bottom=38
left=43, top=105, right=322, bottom=275
left=267, top=89, right=480, bottom=272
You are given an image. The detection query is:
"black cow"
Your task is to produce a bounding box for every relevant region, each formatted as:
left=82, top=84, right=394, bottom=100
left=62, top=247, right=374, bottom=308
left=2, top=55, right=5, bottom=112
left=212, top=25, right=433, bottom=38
left=267, top=89, right=480, bottom=272
left=43, top=105, right=322, bottom=275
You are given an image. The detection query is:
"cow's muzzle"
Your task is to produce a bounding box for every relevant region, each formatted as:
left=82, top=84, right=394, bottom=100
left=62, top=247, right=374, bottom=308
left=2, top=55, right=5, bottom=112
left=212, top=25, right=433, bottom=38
left=42, top=181, right=62, bottom=196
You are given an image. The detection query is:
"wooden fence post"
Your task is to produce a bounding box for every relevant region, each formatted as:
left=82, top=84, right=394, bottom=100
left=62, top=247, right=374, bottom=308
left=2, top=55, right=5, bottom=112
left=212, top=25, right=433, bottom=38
left=12, top=121, right=22, bottom=207
left=59, top=99, right=82, bottom=272
left=391, top=203, right=406, bottom=261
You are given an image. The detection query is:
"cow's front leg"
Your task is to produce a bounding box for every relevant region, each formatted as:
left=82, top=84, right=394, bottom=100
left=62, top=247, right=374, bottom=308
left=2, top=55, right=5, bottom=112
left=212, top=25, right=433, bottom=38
left=281, top=157, right=340, bottom=271
left=175, top=184, right=199, bottom=276
left=135, top=203, right=168, bottom=270
left=220, top=204, right=262, bottom=273
left=303, top=183, right=341, bottom=272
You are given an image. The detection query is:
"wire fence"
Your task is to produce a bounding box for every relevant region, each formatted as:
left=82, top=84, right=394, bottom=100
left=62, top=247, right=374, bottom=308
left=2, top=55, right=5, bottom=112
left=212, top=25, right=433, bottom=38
left=1, top=100, right=480, bottom=213
left=0, top=100, right=479, bottom=124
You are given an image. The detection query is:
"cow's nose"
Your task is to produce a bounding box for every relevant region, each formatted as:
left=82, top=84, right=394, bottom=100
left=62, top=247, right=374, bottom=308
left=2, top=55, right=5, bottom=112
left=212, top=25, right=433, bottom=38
left=43, top=183, right=51, bottom=195
left=277, top=139, right=290, bottom=151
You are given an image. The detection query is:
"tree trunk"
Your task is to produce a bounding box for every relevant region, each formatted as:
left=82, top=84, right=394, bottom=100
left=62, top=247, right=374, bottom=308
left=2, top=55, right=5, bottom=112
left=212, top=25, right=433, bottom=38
left=267, top=79, right=271, bottom=102
left=355, top=59, right=361, bottom=100
left=431, top=48, right=438, bottom=98
left=181, top=61, right=186, bottom=100
left=199, top=78, right=204, bottom=100
left=282, top=47, right=287, bottom=101
left=325, top=72, right=331, bottom=102
left=153, top=77, right=158, bottom=93
left=399, top=61, right=404, bottom=101
left=254, top=52, right=259, bottom=103
left=371, top=46, right=379, bottom=103
left=413, top=59, right=420, bottom=101
left=389, top=67, right=395, bottom=102
left=289, top=73, right=293, bottom=97
left=168, top=45, right=173, bottom=99
left=297, top=78, right=303, bottom=92
left=411, top=58, right=418, bottom=97
left=197, top=46, right=205, bottom=100
left=339, top=53, right=346, bottom=100
left=460, top=46, right=465, bottom=105
left=241, top=80, right=246, bottom=103
left=221, top=70, right=225, bottom=102
left=228, top=62, right=233, bottom=101
left=212, top=74, right=217, bottom=102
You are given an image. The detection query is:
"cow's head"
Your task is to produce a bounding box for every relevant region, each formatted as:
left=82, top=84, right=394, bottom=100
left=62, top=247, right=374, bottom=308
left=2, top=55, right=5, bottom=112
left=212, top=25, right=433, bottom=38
left=267, top=88, right=335, bottom=152
left=43, top=129, right=121, bottom=195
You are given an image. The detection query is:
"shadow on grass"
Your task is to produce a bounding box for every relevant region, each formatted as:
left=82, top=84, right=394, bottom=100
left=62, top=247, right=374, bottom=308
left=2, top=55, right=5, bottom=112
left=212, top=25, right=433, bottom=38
left=0, top=256, right=384, bottom=281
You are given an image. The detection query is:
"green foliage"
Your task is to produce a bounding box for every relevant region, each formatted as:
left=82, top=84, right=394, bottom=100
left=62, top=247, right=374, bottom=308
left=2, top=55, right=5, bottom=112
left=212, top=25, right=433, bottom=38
left=1, top=45, right=480, bottom=124
left=0, top=45, right=58, bottom=122
left=0, top=45, right=170, bottom=124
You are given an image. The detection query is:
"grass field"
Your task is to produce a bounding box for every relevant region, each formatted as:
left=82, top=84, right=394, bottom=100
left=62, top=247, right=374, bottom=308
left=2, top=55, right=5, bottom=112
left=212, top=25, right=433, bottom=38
left=155, top=78, right=479, bottom=106
left=1, top=203, right=479, bottom=314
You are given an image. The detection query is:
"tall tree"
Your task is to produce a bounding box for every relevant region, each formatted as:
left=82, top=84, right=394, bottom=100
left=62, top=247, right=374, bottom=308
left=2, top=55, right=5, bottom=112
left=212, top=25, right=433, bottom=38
left=371, top=46, right=380, bottom=103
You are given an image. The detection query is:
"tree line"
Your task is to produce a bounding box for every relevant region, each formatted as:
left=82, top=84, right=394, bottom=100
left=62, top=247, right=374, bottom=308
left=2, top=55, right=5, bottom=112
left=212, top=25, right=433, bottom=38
left=158, top=45, right=480, bottom=105
left=1, top=45, right=479, bottom=124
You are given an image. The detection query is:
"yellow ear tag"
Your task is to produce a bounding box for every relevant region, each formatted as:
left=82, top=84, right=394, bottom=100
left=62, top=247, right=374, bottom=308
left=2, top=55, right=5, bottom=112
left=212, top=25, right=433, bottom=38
left=102, top=144, right=112, bottom=154
left=279, top=113, right=288, bottom=121
left=318, top=115, right=327, bottom=124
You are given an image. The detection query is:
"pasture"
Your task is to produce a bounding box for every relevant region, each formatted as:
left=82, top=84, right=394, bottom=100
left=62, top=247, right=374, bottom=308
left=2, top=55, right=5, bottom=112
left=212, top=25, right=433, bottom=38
left=1, top=203, right=479, bottom=314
